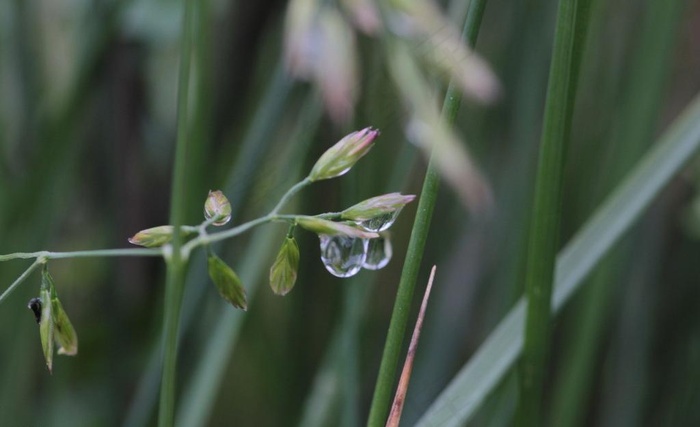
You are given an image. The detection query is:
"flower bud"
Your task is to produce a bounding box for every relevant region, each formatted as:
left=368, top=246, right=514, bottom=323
left=207, top=253, right=247, bottom=310
left=34, top=267, right=79, bottom=373
left=296, top=216, right=378, bottom=239
left=269, top=236, right=300, bottom=296
left=341, top=193, right=416, bottom=232
left=128, top=226, right=181, bottom=248
left=38, top=285, right=53, bottom=373
left=341, top=0, right=382, bottom=34
left=51, top=293, right=78, bottom=356
left=341, top=193, right=416, bottom=221
left=204, top=190, right=232, bottom=226
left=308, top=127, right=379, bottom=181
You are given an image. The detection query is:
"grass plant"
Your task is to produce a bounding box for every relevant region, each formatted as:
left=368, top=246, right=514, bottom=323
left=1, top=0, right=699, bottom=426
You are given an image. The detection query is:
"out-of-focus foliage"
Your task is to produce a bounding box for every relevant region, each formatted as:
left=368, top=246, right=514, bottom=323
left=0, top=0, right=699, bottom=426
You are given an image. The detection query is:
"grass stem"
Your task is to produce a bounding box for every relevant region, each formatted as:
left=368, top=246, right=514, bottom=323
left=516, top=0, right=591, bottom=425
left=366, top=1, right=489, bottom=424
left=270, top=177, right=312, bottom=215
left=0, top=260, right=43, bottom=306
left=157, top=0, right=196, bottom=424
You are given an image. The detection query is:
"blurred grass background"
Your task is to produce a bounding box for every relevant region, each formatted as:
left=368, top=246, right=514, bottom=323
left=1, top=0, right=700, bottom=426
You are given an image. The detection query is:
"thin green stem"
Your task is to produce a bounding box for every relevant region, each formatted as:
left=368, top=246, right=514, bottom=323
left=269, top=177, right=312, bottom=215
left=0, top=178, right=314, bottom=267
left=516, top=0, right=590, bottom=425
left=123, top=63, right=301, bottom=427
left=0, top=252, right=49, bottom=261
left=414, top=91, right=700, bottom=427
left=188, top=177, right=315, bottom=249
left=550, top=1, right=684, bottom=424
left=0, top=260, right=43, bottom=306
left=191, top=213, right=300, bottom=250
left=188, top=216, right=275, bottom=249
left=173, top=93, right=323, bottom=427
left=366, top=1, right=489, bottom=424
left=0, top=249, right=162, bottom=262
left=158, top=0, right=196, bottom=424
left=366, top=132, right=441, bottom=427
left=0, top=177, right=318, bottom=278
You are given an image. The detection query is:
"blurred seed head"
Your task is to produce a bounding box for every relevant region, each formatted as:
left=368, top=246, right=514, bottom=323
left=341, top=0, right=382, bottom=35
left=284, top=0, right=358, bottom=123
left=315, top=8, right=358, bottom=123
left=387, top=0, right=501, bottom=103
left=284, top=0, right=321, bottom=78
left=389, top=44, right=493, bottom=214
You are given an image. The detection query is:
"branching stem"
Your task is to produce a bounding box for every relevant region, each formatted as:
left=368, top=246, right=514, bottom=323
left=0, top=178, right=314, bottom=303
left=270, top=177, right=311, bottom=215
left=0, top=249, right=162, bottom=262
left=0, top=260, right=44, bottom=305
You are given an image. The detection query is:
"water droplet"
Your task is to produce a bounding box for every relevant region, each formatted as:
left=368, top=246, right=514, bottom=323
left=204, top=190, right=232, bottom=226
left=355, top=209, right=402, bottom=232
left=210, top=214, right=231, bottom=227
left=362, top=236, right=392, bottom=270
left=319, top=235, right=368, bottom=278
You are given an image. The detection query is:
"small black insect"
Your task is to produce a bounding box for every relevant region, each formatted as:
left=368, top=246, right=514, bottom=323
left=28, top=298, right=42, bottom=324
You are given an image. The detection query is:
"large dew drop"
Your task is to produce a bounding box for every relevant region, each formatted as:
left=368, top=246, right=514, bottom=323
left=319, top=235, right=368, bottom=278
left=362, top=236, right=393, bottom=270
left=355, top=209, right=402, bottom=232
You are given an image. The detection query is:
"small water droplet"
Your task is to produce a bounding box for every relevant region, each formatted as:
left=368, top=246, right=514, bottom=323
left=210, top=215, right=231, bottom=227
left=355, top=209, right=402, bottom=232
left=204, top=190, right=232, bottom=226
left=362, top=237, right=392, bottom=270
left=319, top=235, right=368, bottom=278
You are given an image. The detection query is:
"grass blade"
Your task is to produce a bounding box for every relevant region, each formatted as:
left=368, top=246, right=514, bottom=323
left=549, top=0, right=686, bottom=423
left=158, top=0, right=196, bottom=424
left=517, top=0, right=591, bottom=424
left=415, top=91, right=700, bottom=427
left=366, top=1, right=489, bottom=423
left=386, top=266, right=436, bottom=427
